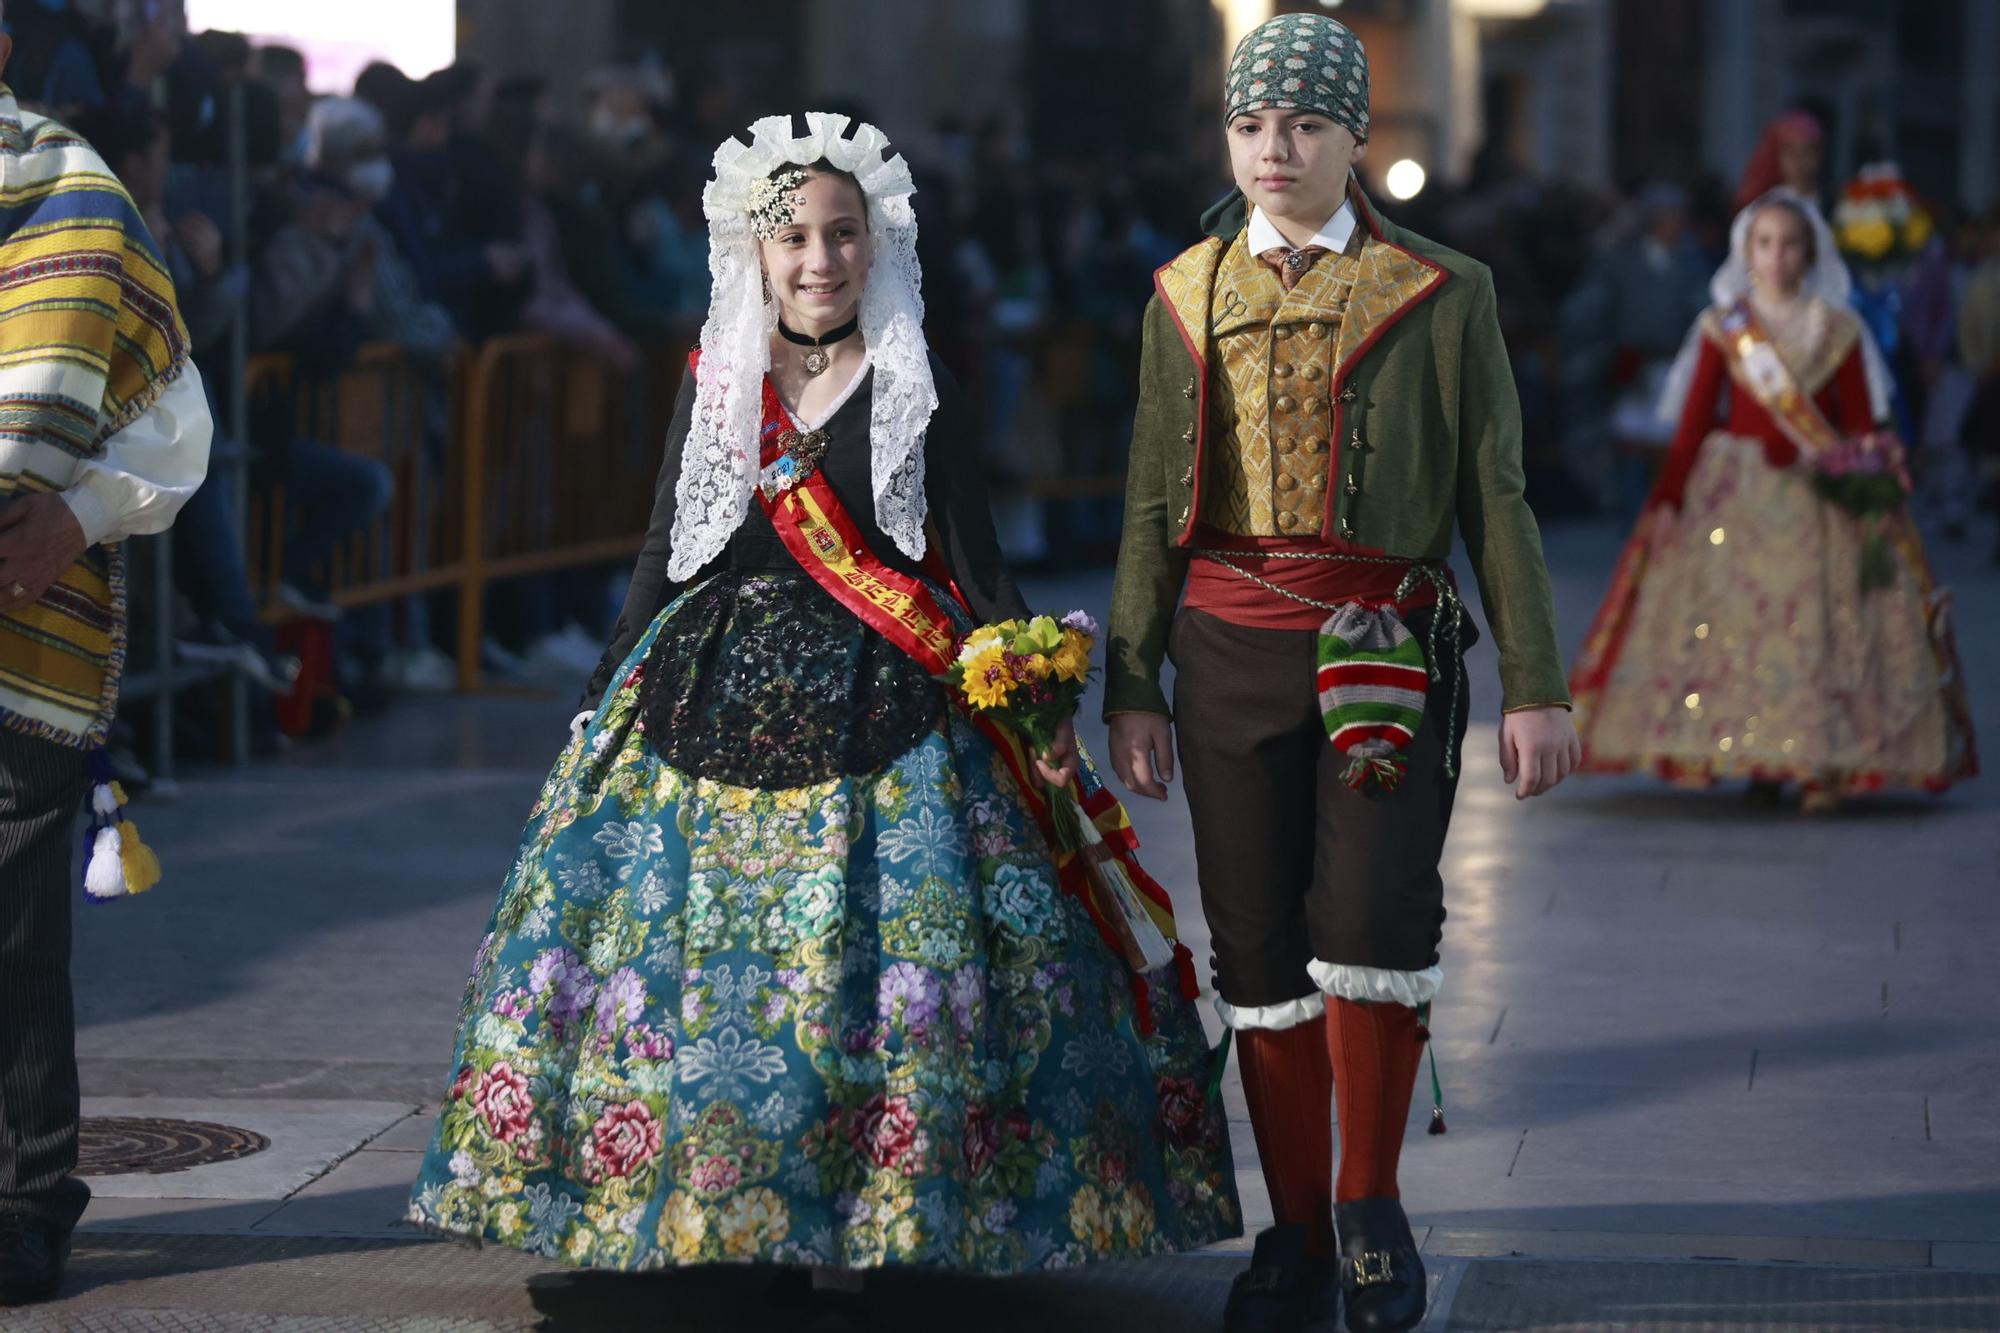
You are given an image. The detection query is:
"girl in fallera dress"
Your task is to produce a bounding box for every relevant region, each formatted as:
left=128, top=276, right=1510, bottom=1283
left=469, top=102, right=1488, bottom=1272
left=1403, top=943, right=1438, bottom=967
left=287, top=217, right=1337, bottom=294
left=1570, top=188, right=1977, bottom=807
left=402, top=113, right=1238, bottom=1322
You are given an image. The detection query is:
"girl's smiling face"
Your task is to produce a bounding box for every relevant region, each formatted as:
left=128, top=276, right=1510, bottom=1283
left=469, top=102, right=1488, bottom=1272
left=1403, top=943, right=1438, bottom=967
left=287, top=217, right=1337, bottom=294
left=760, top=169, right=871, bottom=333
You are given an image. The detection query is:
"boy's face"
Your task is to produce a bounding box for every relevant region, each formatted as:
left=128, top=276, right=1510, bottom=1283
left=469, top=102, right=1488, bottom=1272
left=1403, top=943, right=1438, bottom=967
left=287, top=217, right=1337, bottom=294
left=1227, top=108, right=1364, bottom=226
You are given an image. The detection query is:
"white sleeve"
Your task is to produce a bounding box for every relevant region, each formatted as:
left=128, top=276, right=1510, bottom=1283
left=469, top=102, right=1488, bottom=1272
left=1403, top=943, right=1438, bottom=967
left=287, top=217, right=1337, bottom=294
left=59, top=365, right=215, bottom=547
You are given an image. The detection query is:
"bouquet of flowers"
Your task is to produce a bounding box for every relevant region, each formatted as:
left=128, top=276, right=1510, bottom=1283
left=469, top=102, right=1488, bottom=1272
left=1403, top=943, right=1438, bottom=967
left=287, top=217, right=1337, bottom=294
left=939, top=611, right=1178, bottom=974
left=1812, top=430, right=1910, bottom=591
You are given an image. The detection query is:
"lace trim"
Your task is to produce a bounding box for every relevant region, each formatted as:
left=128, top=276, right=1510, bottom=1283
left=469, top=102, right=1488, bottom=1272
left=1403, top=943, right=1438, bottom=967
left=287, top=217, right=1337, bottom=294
left=668, top=113, right=933, bottom=581
left=1306, top=960, right=1443, bottom=1007
left=1213, top=992, right=1326, bottom=1032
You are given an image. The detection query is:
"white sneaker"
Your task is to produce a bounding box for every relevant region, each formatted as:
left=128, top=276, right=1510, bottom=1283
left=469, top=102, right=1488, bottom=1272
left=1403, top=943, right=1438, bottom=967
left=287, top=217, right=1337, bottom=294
left=389, top=645, right=458, bottom=692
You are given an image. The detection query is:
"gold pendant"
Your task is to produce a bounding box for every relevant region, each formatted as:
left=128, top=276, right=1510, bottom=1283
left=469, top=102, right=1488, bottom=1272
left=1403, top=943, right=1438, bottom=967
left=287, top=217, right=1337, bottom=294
left=803, top=347, right=830, bottom=376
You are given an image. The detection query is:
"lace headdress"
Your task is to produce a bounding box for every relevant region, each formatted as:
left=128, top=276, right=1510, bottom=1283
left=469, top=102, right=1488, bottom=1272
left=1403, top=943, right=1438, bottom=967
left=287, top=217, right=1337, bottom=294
left=1659, top=187, right=1892, bottom=423
left=667, top=113, right=936, bottom=581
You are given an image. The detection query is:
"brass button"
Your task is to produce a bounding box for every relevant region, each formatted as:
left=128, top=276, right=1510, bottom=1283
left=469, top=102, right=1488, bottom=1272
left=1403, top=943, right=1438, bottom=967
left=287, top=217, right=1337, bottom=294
left=1302, top=364, right=1325, bottom=382
left=1277, top=436, right=1298, bottom=455
left=1305, top=437, right=1327, bottom=454
left=1338, top=384, right=1358, bottom=403
left=1308, top=322, right=1328, bottom=338
left=1273, top=363, right=1295, bottom=380
left=1303, top=474, right=1322, bottom=491
left=1274, top=325, right=1293, bottom=340
left=1278, top=511, right=1299, bottom=531
left=1275, top=394, right=1297, bottom=413
left=1277, top=474, right=1298, bottom=493
left=1183, top=377, right=1197, bottom=399
left=1180, top=466, right=1194, bottom=487
left=1302, top=396, right=1324, bottom=415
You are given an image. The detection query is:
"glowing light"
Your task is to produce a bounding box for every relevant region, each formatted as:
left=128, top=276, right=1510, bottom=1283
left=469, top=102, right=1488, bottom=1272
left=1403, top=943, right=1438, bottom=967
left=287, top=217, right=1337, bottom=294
left=1719, top=737, right=1734, bottom=752
left=1694, top=623, right=1710, bottom=639
left=186, top=0, right=456, bottom=91
left=1385, top=159, right=1428, bottom=201
left=1709, top=528, right=1726, bottom=545
left=1684, top=693, right=1701, bottom=709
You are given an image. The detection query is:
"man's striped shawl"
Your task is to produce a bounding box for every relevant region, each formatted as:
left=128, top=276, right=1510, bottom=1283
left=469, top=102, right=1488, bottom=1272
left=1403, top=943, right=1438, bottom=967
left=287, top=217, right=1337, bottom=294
left=0, top=85, right=189, bottom=748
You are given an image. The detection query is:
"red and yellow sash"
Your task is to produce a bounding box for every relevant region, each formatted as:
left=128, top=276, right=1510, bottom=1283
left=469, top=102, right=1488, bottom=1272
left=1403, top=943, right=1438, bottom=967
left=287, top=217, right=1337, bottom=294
left=717, top=355, right=1197, bottom=1027
left=1713, top=300, right=1842, bottom=459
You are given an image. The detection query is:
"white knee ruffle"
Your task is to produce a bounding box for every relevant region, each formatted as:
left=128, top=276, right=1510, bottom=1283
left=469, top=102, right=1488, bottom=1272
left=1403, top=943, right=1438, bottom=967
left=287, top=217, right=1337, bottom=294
left=1212, top=992, right=1326, bottom=1032
left=1306, top=960, right=1443, bottom=1007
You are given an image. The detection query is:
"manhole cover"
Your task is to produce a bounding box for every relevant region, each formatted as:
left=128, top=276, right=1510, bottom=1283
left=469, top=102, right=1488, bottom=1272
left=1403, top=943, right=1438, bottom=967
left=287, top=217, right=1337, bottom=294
left=76, top=1116, right=270, bottom=1175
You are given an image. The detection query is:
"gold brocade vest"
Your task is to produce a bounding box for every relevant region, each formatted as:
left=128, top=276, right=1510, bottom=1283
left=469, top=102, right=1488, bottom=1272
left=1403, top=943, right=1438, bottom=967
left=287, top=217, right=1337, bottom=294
left=1204, top=228, right=1364, bottom=536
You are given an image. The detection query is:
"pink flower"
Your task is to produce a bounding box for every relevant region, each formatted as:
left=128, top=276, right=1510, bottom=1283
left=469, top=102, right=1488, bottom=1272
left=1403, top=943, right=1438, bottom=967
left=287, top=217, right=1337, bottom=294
left=1156, top=1076, right=1205, bottom=1149
left=962, top=1104, right=999, bottom=1177
left=590, top=1100, right=662, bottom=1179
left=472, top=1062, right=534, bottom=1143
left=850, top=1094, right=922, bottom=1172
left=689, top=1155, right=742, bottom=1193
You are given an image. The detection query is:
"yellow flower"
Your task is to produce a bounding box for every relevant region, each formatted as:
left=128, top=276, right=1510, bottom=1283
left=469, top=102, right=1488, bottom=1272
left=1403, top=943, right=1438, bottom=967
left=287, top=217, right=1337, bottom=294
left=1067, top=1185, right=1115, bottom=1253
left=960, top=644, right=1014, bottom=709
left=718, top=1187, right=789, bottom=1258
left=1838, top=215, right=1895, bottom=261
left=956, top=624, right=1004, bottom=663
left=658, top=1191, right=709, bottom=1262
left=1009, top=652, right=1051, bottom=685
left=1051, top=636, right=1092, bottom=683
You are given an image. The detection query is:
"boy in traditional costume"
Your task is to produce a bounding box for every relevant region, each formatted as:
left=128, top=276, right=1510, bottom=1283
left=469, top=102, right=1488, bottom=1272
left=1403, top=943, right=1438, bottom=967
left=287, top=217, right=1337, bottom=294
left=1104, top=15, right=1577, bottom=1332
left=0, top=22, right=212, bottom=1305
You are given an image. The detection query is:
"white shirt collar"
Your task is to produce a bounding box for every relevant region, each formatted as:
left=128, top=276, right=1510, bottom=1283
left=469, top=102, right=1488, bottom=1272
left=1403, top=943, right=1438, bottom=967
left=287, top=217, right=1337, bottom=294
left=1247, top=199, right=1358, bottom=258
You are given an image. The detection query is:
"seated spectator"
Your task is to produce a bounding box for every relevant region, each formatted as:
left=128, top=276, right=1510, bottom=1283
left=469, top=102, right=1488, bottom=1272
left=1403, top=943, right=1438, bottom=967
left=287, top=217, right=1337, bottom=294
left=71, top=99, right=298, bottom=695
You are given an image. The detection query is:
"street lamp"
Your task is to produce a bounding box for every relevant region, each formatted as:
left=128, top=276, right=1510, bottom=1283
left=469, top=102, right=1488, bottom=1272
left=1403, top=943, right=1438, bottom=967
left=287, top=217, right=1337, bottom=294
left=1386, top=159, right=1427, bottom=200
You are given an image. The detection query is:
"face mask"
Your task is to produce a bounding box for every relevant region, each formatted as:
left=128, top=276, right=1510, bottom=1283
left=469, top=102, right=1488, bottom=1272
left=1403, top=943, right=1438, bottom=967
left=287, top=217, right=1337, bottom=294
left=346, top=158, right=394, bottom=201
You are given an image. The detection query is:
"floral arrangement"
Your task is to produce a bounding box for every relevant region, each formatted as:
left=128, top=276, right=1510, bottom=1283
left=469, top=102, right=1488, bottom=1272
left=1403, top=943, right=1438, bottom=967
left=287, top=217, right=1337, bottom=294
left=939, top=611, right=1176, bottom=973
left=1812, top=430, right=1910, bottom=590
left=1833, top=163, right=1934, bottom=266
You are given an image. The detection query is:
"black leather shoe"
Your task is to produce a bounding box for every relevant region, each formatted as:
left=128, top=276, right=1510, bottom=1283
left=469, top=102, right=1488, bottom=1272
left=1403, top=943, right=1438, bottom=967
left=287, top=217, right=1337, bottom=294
left=1224, top=1223, right=1339, bottom=1332
left=1334, top=1197, right=1425, bottom=1332
left=0, top=1214, right=69, bottom=1307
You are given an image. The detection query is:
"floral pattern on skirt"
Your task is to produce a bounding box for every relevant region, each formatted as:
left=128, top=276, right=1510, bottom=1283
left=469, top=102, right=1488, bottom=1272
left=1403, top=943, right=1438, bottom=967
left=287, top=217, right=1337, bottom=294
left=408, top=574, right=1240, bottom=1272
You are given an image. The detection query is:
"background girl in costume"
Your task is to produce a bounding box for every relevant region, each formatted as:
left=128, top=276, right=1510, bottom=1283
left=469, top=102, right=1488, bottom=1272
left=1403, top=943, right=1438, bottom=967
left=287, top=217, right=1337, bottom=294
left=1570, top=188, right=1977, bottom=807
left=404, top=112, right=1237, bottom=1317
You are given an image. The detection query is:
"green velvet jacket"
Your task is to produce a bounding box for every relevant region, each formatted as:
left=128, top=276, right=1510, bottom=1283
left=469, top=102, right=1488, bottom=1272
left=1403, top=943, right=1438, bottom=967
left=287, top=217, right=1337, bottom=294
left=1105, top=186, right=1572, bottom=719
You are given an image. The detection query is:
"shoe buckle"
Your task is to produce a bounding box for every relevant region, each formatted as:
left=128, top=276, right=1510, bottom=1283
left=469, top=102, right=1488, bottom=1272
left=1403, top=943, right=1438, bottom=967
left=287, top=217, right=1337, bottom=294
left=1347, top=1250, right=1396, bottom=1288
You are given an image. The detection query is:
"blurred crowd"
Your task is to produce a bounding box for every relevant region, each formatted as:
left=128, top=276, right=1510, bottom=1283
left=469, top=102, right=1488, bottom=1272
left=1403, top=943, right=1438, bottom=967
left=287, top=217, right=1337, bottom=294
left=7, top=2, right=1998, bottom=777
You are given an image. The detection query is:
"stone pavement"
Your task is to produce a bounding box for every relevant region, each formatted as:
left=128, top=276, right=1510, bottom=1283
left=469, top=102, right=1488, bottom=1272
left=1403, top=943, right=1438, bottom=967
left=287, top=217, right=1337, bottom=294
left=18, top=520, right=2000, bottom=1330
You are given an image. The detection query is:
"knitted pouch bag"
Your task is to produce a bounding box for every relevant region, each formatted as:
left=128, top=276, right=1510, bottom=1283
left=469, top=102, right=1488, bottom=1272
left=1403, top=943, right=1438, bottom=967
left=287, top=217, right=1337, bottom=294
left=1315, top=602, right=1429, bottom=790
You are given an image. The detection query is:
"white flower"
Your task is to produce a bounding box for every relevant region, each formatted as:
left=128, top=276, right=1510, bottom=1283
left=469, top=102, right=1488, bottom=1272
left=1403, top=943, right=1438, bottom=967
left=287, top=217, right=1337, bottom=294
left=594, top=821, right=665, bottom=860
left=449, top=1150, right=480, bottom=1187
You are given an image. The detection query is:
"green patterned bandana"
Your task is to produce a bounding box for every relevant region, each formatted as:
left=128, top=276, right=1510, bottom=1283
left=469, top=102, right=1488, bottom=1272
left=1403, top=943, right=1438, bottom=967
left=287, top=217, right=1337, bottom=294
left=1224, top=12, right=1369, bottom=142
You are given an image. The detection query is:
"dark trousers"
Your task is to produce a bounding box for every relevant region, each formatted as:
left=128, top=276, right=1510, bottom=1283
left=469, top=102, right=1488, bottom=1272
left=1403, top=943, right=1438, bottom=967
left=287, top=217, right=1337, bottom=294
left=1170, top=606, right=1471, bottom=1011
left=0, top=728, right=91, bottom=1231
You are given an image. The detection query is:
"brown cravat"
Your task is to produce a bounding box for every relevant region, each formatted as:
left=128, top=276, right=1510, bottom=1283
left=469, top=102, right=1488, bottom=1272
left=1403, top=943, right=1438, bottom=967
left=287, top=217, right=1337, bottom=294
left=1258, top=244, right=1328, bottom=291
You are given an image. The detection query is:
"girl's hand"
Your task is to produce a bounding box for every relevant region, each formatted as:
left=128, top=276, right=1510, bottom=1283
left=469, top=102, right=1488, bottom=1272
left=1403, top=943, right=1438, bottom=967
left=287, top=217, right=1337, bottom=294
left=1035, top=716, right=1080, bottom=788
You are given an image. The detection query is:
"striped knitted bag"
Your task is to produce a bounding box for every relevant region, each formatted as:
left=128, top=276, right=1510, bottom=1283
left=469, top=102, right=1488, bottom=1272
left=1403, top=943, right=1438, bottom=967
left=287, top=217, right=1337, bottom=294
left=1316, top=602, right=1429, bottom=791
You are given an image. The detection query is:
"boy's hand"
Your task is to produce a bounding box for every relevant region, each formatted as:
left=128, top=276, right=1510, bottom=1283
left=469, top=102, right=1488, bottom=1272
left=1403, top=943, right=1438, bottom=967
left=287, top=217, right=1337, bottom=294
left=1109, top=713, right=1175, bottom=801
left=1499, top=706, right=1581, bottom=800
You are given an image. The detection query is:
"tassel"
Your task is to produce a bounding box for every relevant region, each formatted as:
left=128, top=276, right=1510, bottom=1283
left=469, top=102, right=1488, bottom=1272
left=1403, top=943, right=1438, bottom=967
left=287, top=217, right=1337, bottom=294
left=84, top=825, right=127, bottom=900
left=1207, top=1026, right=1235, bottom=1102
left=116, top=819, right=162, bottom=894
left=91, top=783, right=120, bottom=818
left=1341, top=753, right=1408, bottom=792
left=1418, top=1000, right=1446, bottom=1135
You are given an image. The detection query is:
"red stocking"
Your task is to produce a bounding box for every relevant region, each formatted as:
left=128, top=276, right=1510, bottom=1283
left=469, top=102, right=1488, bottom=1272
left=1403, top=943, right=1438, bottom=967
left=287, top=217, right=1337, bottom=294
left=1235, top=1020, right=1335, bottom=1252
left=1325, top=997, right=1424, bottom=1202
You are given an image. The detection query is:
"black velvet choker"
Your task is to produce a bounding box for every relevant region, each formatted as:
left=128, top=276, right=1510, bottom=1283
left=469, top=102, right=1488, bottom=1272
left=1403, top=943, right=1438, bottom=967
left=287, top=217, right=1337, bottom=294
left=777, top=315, right=860, bottom=375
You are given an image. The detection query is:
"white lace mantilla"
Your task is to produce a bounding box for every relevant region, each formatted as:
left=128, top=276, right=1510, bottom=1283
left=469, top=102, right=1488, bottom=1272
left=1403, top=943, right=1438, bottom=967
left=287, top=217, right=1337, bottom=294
left=667, top=112, right=936, bottom=581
